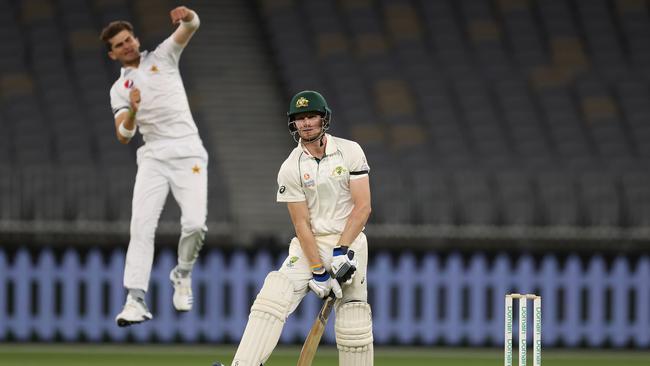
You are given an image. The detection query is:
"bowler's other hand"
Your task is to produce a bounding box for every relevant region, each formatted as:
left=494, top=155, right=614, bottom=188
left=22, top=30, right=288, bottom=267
left=129, top=88, right=141, bottom=113
left=170, top=6, right=193, bottom=25
left=308, top=270, right=342, bottom=299
left=331, top=246, right=357, bottom=285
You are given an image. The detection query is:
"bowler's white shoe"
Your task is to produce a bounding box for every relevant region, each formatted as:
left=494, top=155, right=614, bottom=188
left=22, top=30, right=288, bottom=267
left=115, top=294, right=153, bottom=327
left=170, top=269, right=193, bottom=312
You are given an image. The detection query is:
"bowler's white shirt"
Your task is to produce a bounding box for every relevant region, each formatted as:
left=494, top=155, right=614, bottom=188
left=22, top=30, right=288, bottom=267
left=109, top=37, right=198, bottom=144
left=277, top=134, right=370, bottom=235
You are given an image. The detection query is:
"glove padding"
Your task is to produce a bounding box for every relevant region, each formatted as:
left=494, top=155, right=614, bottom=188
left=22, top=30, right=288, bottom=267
left=331, top=246, right=357, bottom=285
left=308, top=270, right=342, bottom=299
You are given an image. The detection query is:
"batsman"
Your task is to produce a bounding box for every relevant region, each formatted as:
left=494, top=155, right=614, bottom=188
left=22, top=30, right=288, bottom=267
left=230, top=91, right=373, bottom=366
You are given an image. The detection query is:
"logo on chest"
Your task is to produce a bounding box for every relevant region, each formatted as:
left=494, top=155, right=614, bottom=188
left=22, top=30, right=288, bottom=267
left=332, top=166, right=348, bottom=176
left=303, top=172, right=315, bottom=188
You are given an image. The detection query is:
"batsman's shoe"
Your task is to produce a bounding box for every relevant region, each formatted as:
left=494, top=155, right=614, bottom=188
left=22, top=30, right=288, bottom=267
left=115, top=294, right=153, bottom=327
left=170, top=269, right=193, bottom=311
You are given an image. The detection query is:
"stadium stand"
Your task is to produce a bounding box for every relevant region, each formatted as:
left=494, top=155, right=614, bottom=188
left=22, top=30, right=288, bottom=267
left=0, top=0, right=649, bottom=244
left=258, top=0, right=650, bottom=232
left=0, top=0, right=236, bottom=240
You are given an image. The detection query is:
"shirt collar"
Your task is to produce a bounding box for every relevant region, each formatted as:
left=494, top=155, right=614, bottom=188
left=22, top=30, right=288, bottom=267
left=119, top=50, right=148, bottom=78
left=298, top=133, right=338, bottom=158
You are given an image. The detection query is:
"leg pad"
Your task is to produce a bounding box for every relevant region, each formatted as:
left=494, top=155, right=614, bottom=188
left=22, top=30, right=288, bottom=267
left=231, top=271, right=293, bottom=366
left=336, top=302, right=373, bottom=366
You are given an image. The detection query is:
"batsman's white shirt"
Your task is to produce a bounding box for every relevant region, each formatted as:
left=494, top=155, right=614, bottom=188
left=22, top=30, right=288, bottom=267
left=276, top=134, right=370, bottom=235
left=276, top=134, right=370, bottom=311
left=109, top=36, right=208, bottom=291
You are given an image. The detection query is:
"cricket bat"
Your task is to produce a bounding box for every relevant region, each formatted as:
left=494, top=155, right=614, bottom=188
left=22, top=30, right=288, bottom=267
left=296, top=291, right=337, bottom=366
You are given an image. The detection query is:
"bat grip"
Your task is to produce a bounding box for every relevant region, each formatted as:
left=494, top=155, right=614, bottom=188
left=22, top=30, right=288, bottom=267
left=326, top=275, right=343, bottom=299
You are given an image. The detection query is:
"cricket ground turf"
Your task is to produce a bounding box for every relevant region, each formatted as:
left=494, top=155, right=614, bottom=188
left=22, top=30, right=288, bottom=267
left=1, top=344, right=649, bottom=366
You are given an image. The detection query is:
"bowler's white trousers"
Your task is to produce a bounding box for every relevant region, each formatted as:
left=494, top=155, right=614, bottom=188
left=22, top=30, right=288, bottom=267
left=123, top=136, right=208, bottom=291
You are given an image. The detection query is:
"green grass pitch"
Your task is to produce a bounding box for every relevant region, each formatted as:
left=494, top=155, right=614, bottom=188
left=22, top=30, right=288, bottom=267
left=1, top=344, right=650, bottom=366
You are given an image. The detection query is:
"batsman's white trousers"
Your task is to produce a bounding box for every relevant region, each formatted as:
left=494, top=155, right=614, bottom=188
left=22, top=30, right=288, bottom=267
left=278, top=232, right=368, bottom=313
left=123, top=138, right=208, bottom=291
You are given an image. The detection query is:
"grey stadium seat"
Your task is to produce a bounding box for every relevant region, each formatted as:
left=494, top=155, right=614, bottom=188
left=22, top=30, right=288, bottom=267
left=537, top=171, right=580, bottom=226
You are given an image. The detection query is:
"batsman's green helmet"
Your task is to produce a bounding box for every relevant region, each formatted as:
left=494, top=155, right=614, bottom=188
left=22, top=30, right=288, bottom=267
left=287, top=90, right=332, bottom=120
left=286, top=90, right=332, bottom=142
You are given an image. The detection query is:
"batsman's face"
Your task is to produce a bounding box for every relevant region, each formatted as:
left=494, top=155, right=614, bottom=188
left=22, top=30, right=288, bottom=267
left=108, top=30, right=141, bottom=64
left=293, top=113, right=323, bottom=140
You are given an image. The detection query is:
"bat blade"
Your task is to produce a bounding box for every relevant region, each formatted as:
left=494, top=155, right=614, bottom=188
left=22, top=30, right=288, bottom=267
left=296, top=294, right=336, bottom=366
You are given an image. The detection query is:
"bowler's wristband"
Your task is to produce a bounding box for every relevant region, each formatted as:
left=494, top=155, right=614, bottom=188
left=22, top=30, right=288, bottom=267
left=118, top=122, right=136, bottom=138
left=181, top=11, right=200, bottom=29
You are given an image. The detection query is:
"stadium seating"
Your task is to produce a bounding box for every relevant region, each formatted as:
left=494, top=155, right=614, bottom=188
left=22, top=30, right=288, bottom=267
left=258, top=0, right=650, bottom=229
left=0, top=0, right=231, bottom=230
left=1, top=0, right=649, bottom=238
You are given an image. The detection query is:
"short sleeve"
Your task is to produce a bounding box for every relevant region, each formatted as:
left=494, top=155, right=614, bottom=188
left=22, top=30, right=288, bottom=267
left=110, top=84, right=130, bottom=118
left=346, top=142, right=370, bottom=180
left=277, top=160, right=305, bottom=202
left=154, top=36, right=184, bottom=65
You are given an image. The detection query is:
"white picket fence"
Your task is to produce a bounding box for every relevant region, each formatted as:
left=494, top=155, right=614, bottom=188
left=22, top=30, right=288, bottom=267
left=0, top=248, right=648, bottom=347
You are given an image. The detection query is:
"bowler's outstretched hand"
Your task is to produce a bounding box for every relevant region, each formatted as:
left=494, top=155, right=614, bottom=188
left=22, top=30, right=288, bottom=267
left=170, top=6, right=193, bottom=25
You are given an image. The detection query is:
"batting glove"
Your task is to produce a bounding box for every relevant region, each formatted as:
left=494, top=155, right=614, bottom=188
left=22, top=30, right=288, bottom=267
left=331, top=246, right=357, bottom=285
left=308, top=268, right=342, bottom=299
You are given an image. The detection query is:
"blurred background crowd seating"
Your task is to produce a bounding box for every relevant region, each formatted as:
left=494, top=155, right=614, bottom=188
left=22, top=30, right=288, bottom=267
left=0, top=0, right=649, bottom=248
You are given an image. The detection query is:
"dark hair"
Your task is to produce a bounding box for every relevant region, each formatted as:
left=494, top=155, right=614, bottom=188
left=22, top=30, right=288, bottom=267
left=99, top=21, right=134, bottom=51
